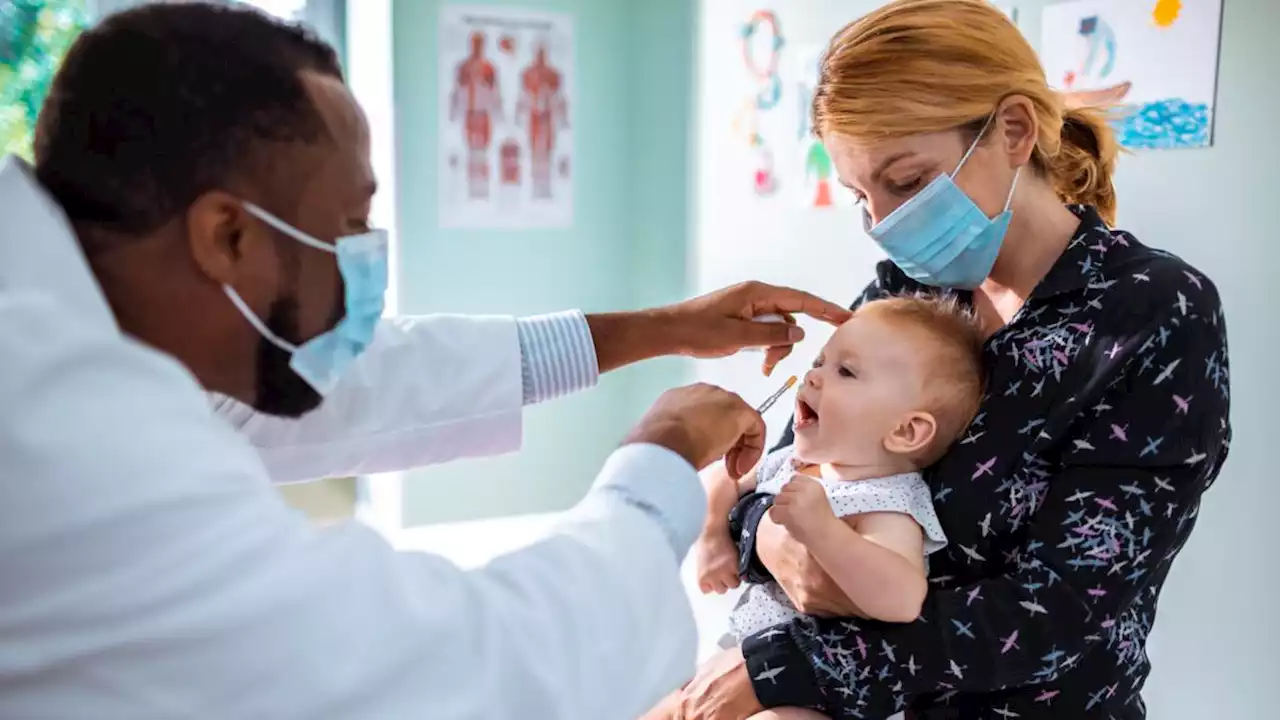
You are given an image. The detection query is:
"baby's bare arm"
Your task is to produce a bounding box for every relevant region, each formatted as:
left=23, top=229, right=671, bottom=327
left=693, top=460, right=764, bottom=593
left=799, top=511, right=927, bottom=623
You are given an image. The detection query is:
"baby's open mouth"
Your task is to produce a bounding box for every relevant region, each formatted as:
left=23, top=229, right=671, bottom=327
left=795, top=398, right=819, bottom=428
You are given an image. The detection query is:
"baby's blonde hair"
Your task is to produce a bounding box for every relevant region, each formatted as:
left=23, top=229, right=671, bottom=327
left=813, top=0, right=1119, bottom=223
left=858, top=294, right=986, bottom=465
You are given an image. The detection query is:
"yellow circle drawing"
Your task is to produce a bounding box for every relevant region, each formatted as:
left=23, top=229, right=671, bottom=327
left=1152, top=0, right=1182, bottom=28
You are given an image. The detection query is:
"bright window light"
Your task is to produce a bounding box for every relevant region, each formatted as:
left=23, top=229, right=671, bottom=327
left=232, top=0, right=307, bottom=20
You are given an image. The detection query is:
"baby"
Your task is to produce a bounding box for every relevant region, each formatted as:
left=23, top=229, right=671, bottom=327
left=695, top=295, right=985, bottom=719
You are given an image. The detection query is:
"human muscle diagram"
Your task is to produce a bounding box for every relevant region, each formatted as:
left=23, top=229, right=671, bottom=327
left=438, top=6, right=574, bottom=229
left=449, top=31, right=503, bottom=200
left=516, top=45, right=568, bottom=200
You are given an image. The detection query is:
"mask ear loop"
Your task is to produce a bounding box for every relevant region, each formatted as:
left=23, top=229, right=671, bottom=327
left=223, top=285, right=300, bottom=353
left=242, top=202, right=336, bottom=254
left=1003, top=166, right=1023, bottom=212
left=952, top=113, right=998, bottom=176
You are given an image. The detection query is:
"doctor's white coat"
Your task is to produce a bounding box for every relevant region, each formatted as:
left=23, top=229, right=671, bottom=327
left=0, top=157, right=701, bottom=718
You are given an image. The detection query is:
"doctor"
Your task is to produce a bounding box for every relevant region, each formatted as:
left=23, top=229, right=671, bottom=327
left=0, top=4, right=850, bottom=719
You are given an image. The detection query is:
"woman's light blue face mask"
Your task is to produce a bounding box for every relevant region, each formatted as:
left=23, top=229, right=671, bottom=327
left=224, top=203, right=388, bottom=396
left=861, top=116, right=1022, bottom=290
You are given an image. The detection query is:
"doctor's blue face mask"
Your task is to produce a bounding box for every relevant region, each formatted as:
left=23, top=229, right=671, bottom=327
left=223, top=202, right=388, bottom=403
left=861, top=115, right=1022, bottom=290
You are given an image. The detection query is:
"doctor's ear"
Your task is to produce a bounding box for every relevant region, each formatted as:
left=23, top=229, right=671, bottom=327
left=184, top=191, right=263, bottom=287
left=883, top=411, right=937, bottom=457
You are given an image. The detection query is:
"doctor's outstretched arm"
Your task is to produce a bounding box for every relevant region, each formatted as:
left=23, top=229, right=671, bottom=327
left=215, top=282, right=850, bottom=484
left=0, top=289, right=768, bottom=719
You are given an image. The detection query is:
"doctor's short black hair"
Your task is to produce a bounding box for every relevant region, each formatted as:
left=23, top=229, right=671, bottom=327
left=32, top=1, right=342, bottom=240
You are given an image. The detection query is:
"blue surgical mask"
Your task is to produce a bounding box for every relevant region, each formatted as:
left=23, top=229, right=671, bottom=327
left=862, top=117, right=1021, bottom=289
left=224, top=202, right=388, bottom=395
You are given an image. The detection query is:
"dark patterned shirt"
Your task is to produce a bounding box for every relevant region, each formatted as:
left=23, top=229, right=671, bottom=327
left=733, top=206, right=1231, bottom=719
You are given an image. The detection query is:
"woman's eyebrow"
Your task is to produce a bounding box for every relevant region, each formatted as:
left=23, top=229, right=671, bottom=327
left=871, top=151, right=916, bottom=182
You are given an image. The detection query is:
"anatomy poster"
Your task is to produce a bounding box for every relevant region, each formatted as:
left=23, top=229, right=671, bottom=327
left=438, top=5, right=574, bottom=228
left=1040, top=0, right=1223, bottom=149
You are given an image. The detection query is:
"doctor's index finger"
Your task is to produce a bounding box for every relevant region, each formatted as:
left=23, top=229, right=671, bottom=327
left=745, top=285, right=851, bottom=326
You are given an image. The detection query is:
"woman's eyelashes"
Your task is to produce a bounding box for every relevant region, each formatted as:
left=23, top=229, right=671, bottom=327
left=887, top=176, right=924, bottom=195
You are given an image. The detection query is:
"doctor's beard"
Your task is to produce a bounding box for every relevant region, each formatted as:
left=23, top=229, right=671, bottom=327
left=254, top=295, right=335, bottom=418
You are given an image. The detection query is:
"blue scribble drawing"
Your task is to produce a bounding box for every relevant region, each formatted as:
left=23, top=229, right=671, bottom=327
left=1113, top=99, right=1212, bottom=149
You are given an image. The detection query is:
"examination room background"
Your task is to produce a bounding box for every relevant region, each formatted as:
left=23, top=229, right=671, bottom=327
left=71, top=0, right=1280, bottom=716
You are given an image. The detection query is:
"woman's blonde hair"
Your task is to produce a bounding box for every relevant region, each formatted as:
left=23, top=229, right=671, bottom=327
left=813, top=0, right=1119, bottom=223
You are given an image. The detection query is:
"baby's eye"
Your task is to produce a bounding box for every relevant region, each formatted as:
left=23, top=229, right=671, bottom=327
left=811, top=357, right=824, bottom=369
left=838, top=366, right=857, bottom=378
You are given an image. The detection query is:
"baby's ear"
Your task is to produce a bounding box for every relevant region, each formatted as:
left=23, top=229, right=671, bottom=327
left=883, top=411, right=937, bottom=457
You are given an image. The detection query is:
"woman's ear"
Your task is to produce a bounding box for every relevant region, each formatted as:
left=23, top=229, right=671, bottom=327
left=883, top=411, right=938, bottom=457
left=995, top=94, right=1038, bottom=168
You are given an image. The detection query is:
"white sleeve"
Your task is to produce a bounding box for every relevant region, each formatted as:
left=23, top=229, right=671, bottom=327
left=213, top=313, right=528, bottom=483
left=215, top=311, right=604, bottom=485
left=0, top=291, right=702, bottom=719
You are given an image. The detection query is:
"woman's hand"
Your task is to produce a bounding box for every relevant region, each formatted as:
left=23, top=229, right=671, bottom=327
left=639, top=647, right=763, bottom=720
left=755, top=512, right=864, bottom=617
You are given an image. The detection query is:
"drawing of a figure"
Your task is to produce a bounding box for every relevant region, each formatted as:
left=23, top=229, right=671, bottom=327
left=797, top=47, right=831, bottom=207
left=1062, top=15, right=1131, bottom=108
left=449, top=31, right=502, bottom=199
left=516, top=42, right=568, bottom=200
left=804, top=139, right=833, bottom=207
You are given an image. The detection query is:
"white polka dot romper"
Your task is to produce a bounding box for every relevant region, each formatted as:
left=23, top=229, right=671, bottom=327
left=726, top=447, right=948, bottom=642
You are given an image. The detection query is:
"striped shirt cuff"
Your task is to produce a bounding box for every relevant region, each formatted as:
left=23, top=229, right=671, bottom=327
left=515, top=310, right=600, bottom=406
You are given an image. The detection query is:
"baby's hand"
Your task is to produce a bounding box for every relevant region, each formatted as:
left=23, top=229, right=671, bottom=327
left=770, top=474, right=836, bottom=545
left=695, top=531, right=741, bottom=594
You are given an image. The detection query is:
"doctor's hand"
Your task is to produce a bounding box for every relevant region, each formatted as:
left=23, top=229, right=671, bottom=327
left=664, top=282, right=851, bottom=376
left=587, top=282, right=850, bottom=378
left=624, top=383, right=765, bottom=479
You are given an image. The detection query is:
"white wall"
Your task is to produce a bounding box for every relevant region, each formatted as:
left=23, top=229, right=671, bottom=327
left=692, top=0, right=885, bottom=442
left=693, top=0, right=1276, bottom=715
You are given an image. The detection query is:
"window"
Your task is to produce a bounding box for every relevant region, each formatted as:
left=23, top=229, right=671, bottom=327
left=0, top=0, right=91, bottom=159
left=233, top=0, right=306, bottom=18
left=234, top=0, right=344, bottom=60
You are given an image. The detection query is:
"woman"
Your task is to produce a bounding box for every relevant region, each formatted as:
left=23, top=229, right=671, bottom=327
left=654, top=1, right=1231, bottom=718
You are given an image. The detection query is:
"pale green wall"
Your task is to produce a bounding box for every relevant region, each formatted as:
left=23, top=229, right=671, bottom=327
left=393, top=0, right=694, bottom=525
left=619, top=0, right=698, bottom=418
